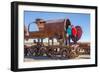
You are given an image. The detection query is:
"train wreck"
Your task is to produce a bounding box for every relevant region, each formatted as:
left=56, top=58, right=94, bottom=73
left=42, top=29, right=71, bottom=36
left=24, top=18, right=90, bottom=59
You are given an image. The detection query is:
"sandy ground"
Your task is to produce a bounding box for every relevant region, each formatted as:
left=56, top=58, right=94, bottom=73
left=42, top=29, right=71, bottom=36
left=24, top=55, right=90, bottom=62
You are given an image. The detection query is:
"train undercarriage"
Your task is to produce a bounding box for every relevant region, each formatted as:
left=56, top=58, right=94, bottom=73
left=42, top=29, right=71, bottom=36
left=24, top=43, right=90, bottom=59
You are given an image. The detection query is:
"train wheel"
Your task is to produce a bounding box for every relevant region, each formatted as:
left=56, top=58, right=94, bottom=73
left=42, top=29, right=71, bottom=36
left=46, top=47, right=57, bottom=59
left=62, top=51, right=68, bottom=58
left=60, top=48, right=69, bottom=59
left=24, top=48, right=28, bottom=56
left=30, top=46, right=39, bottom=56
left=27, top=48, right=34, bottom=56
left=38, top=47, right=47, bottom=56
left=75, top=47, right=80, bottom=57
left=46, top=47, right=53, bottom=57
left=68, top=51, right=77, bottom=59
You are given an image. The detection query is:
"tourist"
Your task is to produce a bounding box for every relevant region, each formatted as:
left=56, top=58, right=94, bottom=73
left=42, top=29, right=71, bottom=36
left=72, top=25, right=77, bottom=44
left=66, top=25, right=72, bottom=45
left=65, top=19, right=71, bottom=45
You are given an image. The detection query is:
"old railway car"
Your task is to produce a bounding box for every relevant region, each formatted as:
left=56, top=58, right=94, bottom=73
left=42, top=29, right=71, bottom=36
left=24, top=18, right=85, bottom=59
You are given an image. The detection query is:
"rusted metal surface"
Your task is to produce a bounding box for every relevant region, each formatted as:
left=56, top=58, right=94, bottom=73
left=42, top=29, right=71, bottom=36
left=24, top=19, right=89, bottom=59
left=28, top=19, right=65, bottom=38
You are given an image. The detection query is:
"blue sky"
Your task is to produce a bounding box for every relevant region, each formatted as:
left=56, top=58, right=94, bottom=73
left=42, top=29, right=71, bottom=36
left=24, top=11, right=90, bottom=42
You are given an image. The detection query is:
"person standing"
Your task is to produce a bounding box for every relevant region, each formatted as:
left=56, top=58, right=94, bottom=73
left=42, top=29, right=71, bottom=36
left=72, top=25, right=77, bottom=44
left=65, top=19, right=71, bottom=45
left=66, top=25, right=72, bottom=45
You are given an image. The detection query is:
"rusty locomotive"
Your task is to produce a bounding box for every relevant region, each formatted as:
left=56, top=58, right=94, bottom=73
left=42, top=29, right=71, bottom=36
left=24, top=18, right=90, bottom=59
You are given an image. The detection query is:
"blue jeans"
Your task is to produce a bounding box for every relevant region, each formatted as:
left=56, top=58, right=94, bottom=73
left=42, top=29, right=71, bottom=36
left=66, top=35, right=71, bottom=45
